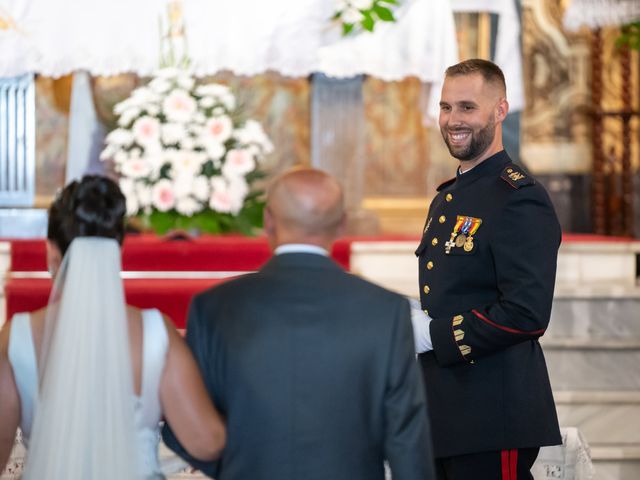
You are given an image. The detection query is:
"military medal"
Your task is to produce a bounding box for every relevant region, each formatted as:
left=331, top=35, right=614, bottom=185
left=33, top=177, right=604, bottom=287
left=445, top=216, right=482, bottom=254
left=444, top=234, right=456, bottom=253
left=445, top=217, right=465, bottom=254
left=463, top=237, right=474, bottom=252
left=444, top=216, right=462, bottom=253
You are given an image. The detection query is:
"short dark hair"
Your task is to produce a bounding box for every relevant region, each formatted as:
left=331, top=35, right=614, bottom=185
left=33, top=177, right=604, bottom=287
left=48, top=175, right=126, bottom=256
left=445, top=59, right=506, bottom=95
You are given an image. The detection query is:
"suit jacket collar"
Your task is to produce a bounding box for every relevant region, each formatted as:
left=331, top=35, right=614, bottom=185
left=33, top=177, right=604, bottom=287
left=260, top=252, right=344, bottom=273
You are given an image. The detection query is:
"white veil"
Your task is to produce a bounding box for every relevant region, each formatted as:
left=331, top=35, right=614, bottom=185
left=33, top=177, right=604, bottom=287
left=23, top=237, right=139, bottom=480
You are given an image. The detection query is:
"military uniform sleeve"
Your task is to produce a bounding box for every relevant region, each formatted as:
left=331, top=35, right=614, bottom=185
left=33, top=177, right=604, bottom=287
left=384, top=298, right=436, bottom=479
left=162, top=294, right=220, bottom=478
left=430, top=186, right=561, bottom=367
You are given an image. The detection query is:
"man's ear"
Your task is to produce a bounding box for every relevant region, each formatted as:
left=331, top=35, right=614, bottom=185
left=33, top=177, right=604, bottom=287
left=496, top=97, right=509, bottom=122
left=263, top=207, right=275, bottom=236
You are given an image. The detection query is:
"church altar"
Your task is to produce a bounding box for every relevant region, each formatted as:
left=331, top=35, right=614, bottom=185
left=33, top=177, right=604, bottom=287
left=0, top=234, right=354, bottom=328
left=4, top=233, right=639, bottom=329
left=4, top=234, right=354, bottom=328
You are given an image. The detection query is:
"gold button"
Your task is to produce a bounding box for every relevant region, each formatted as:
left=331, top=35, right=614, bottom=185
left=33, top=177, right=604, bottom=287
left=445, top=193, right=453, bottom=202
left=423, top=285, right=430, bottom=294
left=439, top=215, right=446, bottom=224
left=507, top=168, right=513, bottom=173
left=431, top=238, right=438, bottom=246
left=423, top=309, right=429, bottom=315
left=426, top=261, right=434, bottom=270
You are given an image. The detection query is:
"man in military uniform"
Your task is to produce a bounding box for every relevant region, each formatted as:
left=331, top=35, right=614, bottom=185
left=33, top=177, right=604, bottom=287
left=411, top=59, right=562, bottom=479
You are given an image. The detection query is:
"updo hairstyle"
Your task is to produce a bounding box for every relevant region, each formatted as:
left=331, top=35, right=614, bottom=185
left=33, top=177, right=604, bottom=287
left=47, top=175, right=126, bottom=256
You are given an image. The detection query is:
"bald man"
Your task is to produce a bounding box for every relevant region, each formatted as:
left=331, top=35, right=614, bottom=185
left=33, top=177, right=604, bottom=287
left=163, top=168, right=435, bottom=480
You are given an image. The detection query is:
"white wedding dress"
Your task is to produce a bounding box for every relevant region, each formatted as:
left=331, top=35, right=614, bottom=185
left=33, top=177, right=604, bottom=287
left=7, top=308, right=168, bottom=480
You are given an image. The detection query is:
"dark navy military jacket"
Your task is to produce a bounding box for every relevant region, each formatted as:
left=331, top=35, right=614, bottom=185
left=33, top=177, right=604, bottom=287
left=416, top=150, right=562, bottom=458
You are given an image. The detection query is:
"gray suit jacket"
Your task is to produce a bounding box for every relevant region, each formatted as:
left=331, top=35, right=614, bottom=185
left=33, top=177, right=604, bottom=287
left=163, top=252, right=435, bottom=480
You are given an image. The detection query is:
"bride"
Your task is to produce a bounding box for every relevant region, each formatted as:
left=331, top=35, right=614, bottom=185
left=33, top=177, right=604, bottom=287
left=0, top=175, right=225, bottom=479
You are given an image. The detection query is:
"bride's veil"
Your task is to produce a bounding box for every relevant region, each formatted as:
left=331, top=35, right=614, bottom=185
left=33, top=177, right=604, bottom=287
left=23, top=237, right=139, bottom=480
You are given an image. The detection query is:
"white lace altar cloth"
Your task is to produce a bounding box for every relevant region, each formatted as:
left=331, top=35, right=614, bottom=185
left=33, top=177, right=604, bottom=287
left=532, top=427, right=596, bottom=480
left=563, top=0, right=640, bottom=32
left=0, top=0, right=457, bottom=87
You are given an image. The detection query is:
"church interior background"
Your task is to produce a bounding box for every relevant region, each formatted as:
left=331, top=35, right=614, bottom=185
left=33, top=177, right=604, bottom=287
left=1, top=0, right=640, bottom=479
left=3, top=0, right=638, bottom=237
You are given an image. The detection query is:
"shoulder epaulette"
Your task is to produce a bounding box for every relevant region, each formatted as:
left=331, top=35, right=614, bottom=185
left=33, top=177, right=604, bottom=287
left=436, top=177, right=456, bottom=191
left=500, top=164, right=535, bottom=189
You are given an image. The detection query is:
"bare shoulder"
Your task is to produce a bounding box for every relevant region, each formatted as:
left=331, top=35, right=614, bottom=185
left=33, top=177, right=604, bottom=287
left=126, top=305, right=143, bottom=322
left=29, top=307, right=46, bottom=325
left=21, top=307, right=47, bottom=351
left=161, top=314, right=184, bottom=347
left=0, top=322, right=10, bottom=357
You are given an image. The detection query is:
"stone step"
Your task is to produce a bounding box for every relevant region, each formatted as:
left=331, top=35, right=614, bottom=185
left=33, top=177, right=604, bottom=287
left=555, top=240, right=640, bottom=289
left=591, top=445, right=640, bottom=461
left=542, top=338, right=640, bottom=349
left=592, top=460, right=640, bottom=480
left=591, top=446, right=640, bottom=480
left=545, top=350, right=640, bottom=391
left=540, top=336, right=640, bottom=390
left=554, top=391, right=640, bottom=404
left=548, top=295, right=640, bottom=339
left=553, top=391, right=640, bottom=446
left=550, top=392, right=640, bottom=478
left=591, top=447, right=640, bottom=480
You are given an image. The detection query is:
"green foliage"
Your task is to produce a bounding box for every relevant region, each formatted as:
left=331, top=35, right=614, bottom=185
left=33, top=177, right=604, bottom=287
left=135, top=197, right=265, bottom=236
left=343, top=23, right=355, bottom=35
left=362, top=11, right=375, bottom=32
left=616, top=22, right=640, bottom=51
left=336, top=0, right=400, bottom=37
left=373, top=4, right=395, bottom=22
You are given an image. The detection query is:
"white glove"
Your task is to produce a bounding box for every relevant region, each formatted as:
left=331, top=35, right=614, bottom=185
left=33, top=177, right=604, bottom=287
left=407, top=297, right=433, bottom=353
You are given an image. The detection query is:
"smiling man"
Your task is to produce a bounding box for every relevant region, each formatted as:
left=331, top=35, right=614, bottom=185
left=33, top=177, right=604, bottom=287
left=410, top=59, right=562, bottom=479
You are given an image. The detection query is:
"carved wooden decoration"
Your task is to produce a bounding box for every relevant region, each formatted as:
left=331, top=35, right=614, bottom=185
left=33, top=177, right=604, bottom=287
left=591, top=29, right=606, bottom=234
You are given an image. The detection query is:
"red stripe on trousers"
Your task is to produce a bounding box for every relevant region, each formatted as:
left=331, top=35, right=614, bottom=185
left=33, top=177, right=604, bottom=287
left=501, top=450, right=510, bottom=480
left=510, top=449, right=518, bottom=480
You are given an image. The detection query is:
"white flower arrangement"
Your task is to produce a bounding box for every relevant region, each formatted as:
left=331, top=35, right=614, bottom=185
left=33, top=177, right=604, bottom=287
left=101, top=67, right=273, bottom=234
left=333, top=0, right=399, bottom=35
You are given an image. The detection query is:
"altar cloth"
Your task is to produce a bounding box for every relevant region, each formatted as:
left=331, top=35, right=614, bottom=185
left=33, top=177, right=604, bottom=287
left=4, top=234, right=356, bottom=328
left=0, top=0, right=458, bottom=94
left=8, top=234, right=351, bottom=272
left=5, top=233, right=631, bottom=328
left=5, top=277, right=230, bottom=329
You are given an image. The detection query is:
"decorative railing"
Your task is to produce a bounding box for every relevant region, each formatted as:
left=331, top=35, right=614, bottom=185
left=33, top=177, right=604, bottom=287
left=590, top=32, right=637, bottom=237
left=0, top=74, right=35, bottom=207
